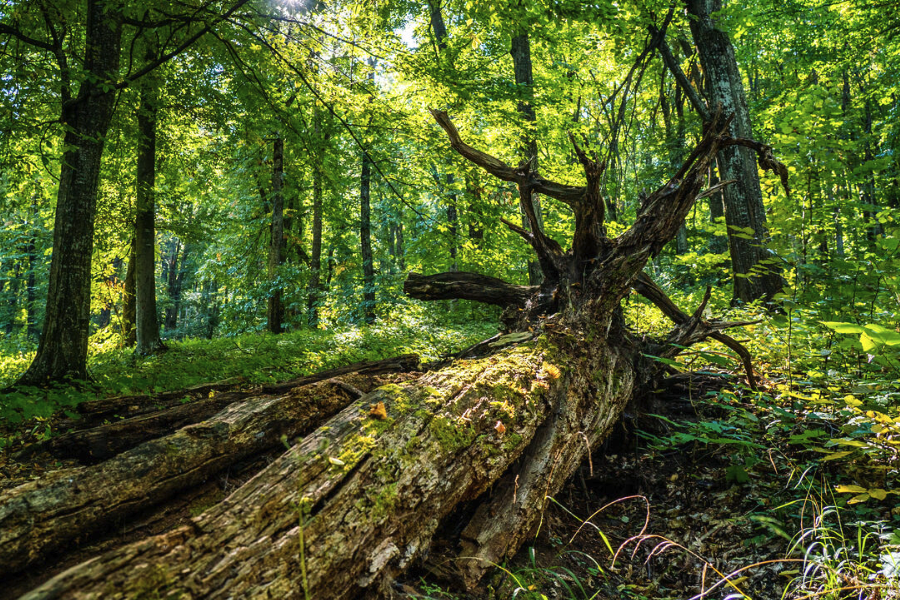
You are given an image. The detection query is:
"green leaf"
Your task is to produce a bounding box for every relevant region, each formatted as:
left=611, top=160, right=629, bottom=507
left=821, top=321, right=865, bottom=334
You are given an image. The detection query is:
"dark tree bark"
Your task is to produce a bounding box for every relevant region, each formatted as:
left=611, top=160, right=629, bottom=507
left=122, top=238, right=137, bottom=347
left=659, top=68, right=689, bottom=256
left=16, top=0, right=123, bottom=384
left=163, top=240, right=187, bottom=332
left=307, top=112, right=325, bottom=328
left=360, top=152, right=376, bottom=325
left=134, top=69, right=165, bottom=355
left=267, top=137, right=285, bottom=334
left=25, top=198, right=40, bottom=341
left=685, top=0, right=783, bottom=304
left=429, top=1, right=460, bottom=271
left=5, top=262, right=21, bottom=336
left=359, top=58, right=377, bottom=325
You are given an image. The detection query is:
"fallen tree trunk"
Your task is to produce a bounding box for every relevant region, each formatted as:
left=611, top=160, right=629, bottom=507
left=18, top=354, right=419, bottom=463
left=21, top=342, right=625, bottom=598
left=12, top=109, right=785, bottom=598
left=0, top=378, right=368, bottom=580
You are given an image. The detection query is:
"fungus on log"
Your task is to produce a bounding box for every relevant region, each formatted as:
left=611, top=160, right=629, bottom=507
left=11, top=109, right=786, bottom=598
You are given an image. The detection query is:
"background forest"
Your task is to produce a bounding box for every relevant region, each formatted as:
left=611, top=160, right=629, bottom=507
left=2, top=0, right=900, bottom=598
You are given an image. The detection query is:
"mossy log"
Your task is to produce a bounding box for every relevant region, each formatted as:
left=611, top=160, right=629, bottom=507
left=17, top=354, right=419, bottom=463
left=0, top=379, right=364, bottom=581
left=11, top=110, right=784, bottom=598
left=21, top=337, right=635, bottom=599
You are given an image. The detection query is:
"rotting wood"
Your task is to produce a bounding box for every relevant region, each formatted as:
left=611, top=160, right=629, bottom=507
left=18, top=355, right=420, bottom=463
left=0, top=379, right=365, bottom=580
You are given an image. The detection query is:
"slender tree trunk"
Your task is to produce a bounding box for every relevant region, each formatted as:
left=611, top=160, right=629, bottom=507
left=510, top=31, right=544, bottom=286
left=267, top=137, right=285, bottom=334
left=202, top=279, right=219, bottom=339
left=429, top=2, right=460, bottom=272
left=134, top=70, right=165, bottom=355
left=360, top=153, right=376, bottom=325
left=25, top=198, right=40, bottom=341
left=164, top=240, right=185, bottom=332
left=307, top=111, right=325, bottom=328
left=660, top=72, right=689, bottom=256
left=359, top=59, right=377, bottom=325
left=17, top=0, right=123, bottom=384
left=122, top=238, right=136, bottom=347
left=686, top=0, right=783, bottom=304
left=5, top=263, right=21, bottom=336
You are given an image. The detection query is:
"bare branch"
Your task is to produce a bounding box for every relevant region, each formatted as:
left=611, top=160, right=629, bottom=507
left=404, top=272, right=536, bottom=308
left=632, top=272, right=758, bottom=390
left=722, top=136, right=791, bottom=196
left=429, top=110, right=586, bottom=206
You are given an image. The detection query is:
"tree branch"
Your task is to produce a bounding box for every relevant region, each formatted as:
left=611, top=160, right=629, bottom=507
left=429, top=110, right=586, bottom=206
left=632, top=272, right=758, bottom=389
left=651, top=29, right=710, bottom=122
left=404, top=272, right=536, bottom=308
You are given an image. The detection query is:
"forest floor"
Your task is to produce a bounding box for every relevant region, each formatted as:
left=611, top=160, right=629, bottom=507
left=1, top=306, right=899, bottom=599
left=399, top=364, right=900, bottom=600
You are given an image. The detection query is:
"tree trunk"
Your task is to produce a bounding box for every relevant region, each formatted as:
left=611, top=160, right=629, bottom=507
left=164, top=240, right=187, bottom=332
left=307, top=162, right=323, bottom=327
left=686, top=0, right=783, bottom=304
left=16, top=0, right=123, bottom=384
left=202, top=279, right=219, bottom=338
left=122, top=238, right=137, bottom=347
left=2, top=356, right=419, bottom=584
left=510, top=30, right=544, bottom=286
left=134, top=69, right=165, bottom=355
left=10, top=110, right=778, bottom=598
left=267, top=137, right=285, bottom=334
left=360, top=152, right=376, bottom=325
left=5, top=262, right=21, bottom=336
left=25, top=198, right=40, bottom=341
left=429, top=2, right=460, bottom=272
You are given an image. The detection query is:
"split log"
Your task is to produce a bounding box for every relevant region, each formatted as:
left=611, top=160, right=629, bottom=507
left=18, top=354, right=419, bottom=463
left=0, top=379, right=364, bottom=580
left=13, top=109, right=786, bottom=597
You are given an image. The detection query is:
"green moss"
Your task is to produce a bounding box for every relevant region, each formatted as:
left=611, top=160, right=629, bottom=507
left=369, top=482, right=399, bottom=521
left=503, top=432, right=524, bottom=452
left=428, top=414, right=476, bottom=452
left=333, top=433, right=377, bottom=471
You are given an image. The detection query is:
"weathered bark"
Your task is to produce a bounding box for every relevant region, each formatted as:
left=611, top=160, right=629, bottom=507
left=0, top=379, right=366, bottom=581
left=11, top=110, right=782, bottom=599
left=134, top=69, right=166, bottom=355
left=511, top=29, right=544, bottom=285
left=58, top=354, right=417, bottom=434
left=686, top=0, right=784, bottom=304
left=16, top=0, right=123, bottom=384
left=267, top=137, right=285, bottom=334
left=405, top=272, right=535, bottom=308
